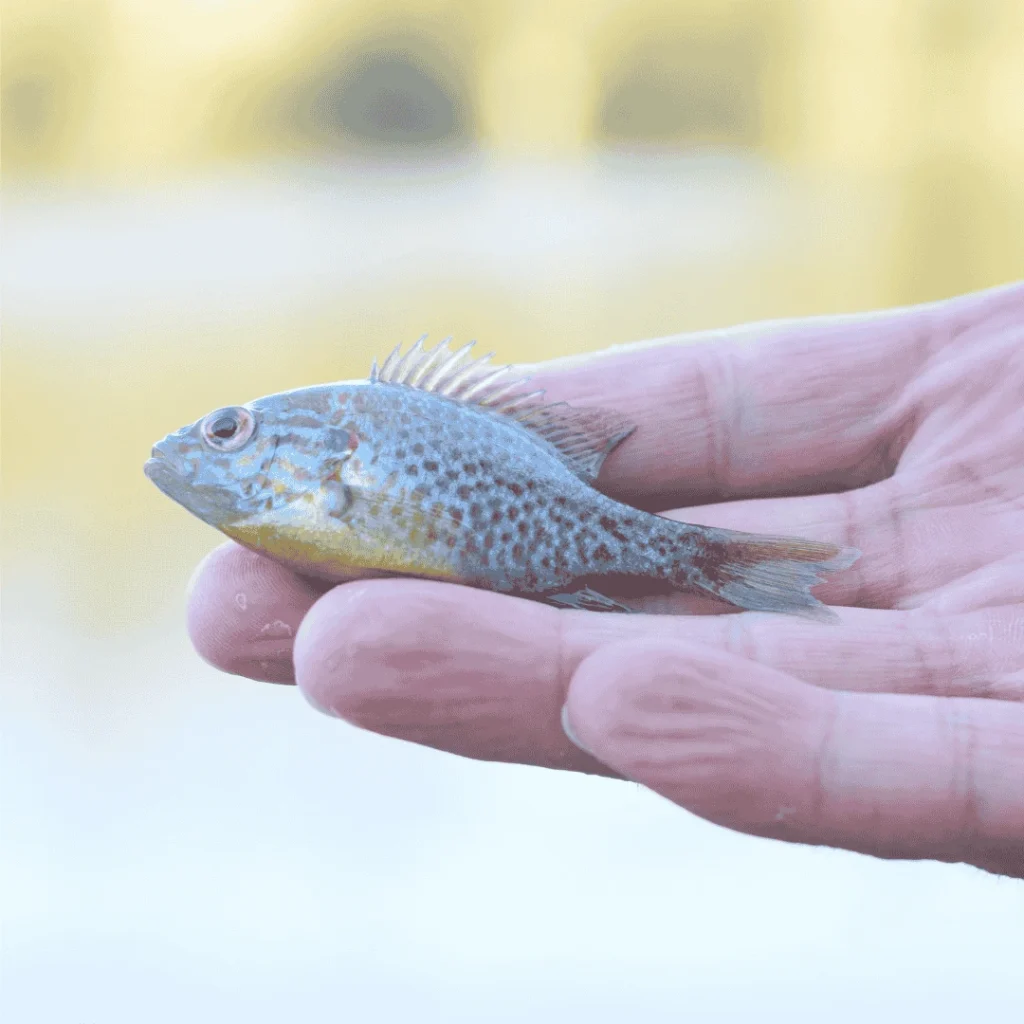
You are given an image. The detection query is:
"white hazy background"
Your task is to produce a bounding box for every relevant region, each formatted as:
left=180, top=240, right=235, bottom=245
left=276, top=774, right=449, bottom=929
left=3, top=2, right=1024, bottom=1021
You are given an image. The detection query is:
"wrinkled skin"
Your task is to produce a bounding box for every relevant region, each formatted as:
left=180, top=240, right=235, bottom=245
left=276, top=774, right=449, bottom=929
left=187, top=282, right=1024, bottom=878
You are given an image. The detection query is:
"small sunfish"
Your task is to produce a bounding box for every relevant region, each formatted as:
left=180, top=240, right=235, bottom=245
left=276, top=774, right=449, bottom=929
left=145, top=337, right=858, bottom=618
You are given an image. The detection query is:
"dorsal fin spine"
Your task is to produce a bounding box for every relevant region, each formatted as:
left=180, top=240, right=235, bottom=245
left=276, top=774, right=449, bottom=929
left=425, top=340, right=475, bottom=391
left=460, top=365, right=510, bottom=402
left=392, top=336, right=427, bottom=385
left=478, top=377, right=528, bottom=408
left=407, top=336, right=451, bottom=387
left=368, top=337, right=636, bottom=484
left=499, top=389, right=545, bottom=414
left=515, top=407, right=550, bottom=425
left=441, top=353, right=494, bottom=397
left=378, top=342, right=404, bottom=379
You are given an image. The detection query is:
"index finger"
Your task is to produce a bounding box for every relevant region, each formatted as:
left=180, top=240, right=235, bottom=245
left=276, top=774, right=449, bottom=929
left=526, top=282, right=1024, bottom=508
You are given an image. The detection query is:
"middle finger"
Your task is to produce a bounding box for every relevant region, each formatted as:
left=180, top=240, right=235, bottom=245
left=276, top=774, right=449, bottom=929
left=290, top=579, right=1023, bottom=774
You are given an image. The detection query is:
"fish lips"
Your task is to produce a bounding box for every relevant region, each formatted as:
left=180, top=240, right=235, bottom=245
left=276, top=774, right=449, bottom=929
left=144, top=445, right=194, bottom=503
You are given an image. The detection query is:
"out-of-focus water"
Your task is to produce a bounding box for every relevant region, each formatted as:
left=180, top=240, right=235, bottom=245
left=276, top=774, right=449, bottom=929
left=3, top=156, right=1023, bottom=1023
left=4, top=584, right=1024, bottom=1023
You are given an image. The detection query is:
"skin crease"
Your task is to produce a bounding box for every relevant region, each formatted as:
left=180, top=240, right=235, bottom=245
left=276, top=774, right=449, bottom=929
left=186, top=281, right=1024, bottom=879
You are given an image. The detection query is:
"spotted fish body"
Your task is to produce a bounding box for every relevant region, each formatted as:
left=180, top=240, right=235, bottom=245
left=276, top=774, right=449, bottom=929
left=145, top=338, right=859, bottom=617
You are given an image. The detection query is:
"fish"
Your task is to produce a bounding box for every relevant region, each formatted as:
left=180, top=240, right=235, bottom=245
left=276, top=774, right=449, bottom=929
left=145, top=337, right=859, bottom=618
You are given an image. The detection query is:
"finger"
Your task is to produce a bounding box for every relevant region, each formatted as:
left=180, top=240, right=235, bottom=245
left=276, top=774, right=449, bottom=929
left=525, top=282, right=1024, bottom=508
left=186, top=542, right=330, bottom=683
left=912, top=552, right=1024, bottom=615
left=661, top=476, right=903, bottom=610
left=666, top=470, right=1021, bottom=612
left=184, top=471, right=901, bottom=685
left=186, top=476, right=1004, bottom=680
left=182, top=538, right=723, bottom=686
left=294, top=579, right=617, bottom=776
left=562, top=640, right=1024, bottom=876
left=184, top=469, right=877, bottom=684
left=292, top=580, right=1024, bottom=774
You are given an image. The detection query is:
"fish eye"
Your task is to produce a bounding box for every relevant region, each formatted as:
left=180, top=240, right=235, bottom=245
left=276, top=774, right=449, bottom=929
left=200, top=407, right=256, bottom=452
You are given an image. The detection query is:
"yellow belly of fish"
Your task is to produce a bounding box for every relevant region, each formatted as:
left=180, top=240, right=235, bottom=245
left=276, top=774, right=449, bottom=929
left=222, top=498, right=460, bottom=582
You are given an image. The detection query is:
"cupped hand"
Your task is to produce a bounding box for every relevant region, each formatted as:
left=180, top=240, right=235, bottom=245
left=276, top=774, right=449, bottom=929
left=187, top=282, right=1024, bottom=878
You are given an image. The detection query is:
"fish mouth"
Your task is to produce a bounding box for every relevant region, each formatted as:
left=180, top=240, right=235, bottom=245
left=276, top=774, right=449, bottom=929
left=144, top=442, right=245, bottom=525
left=147, top=441, right=189, bottom=471
left=144, top=443, right=192, bottom=496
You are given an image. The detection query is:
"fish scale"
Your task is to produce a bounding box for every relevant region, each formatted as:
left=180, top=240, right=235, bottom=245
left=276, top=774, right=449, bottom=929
left=145, top=337, right=860, bottom=618
left=340, top=383, right=627, bottom=594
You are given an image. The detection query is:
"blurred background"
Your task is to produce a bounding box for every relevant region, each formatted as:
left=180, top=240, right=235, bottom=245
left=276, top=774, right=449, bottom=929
left=3, top=1, right=1023, bottom=1021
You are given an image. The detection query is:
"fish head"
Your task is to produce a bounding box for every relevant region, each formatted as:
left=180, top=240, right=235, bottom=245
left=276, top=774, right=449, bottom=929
left=144, top=384, right=360, bottom=530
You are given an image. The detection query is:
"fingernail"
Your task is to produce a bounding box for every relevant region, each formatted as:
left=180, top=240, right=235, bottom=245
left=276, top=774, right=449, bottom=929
left=560, top=703, right=594, bottom=755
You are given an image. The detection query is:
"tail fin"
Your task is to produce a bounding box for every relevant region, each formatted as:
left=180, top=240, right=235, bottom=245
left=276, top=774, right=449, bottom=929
left=680, top=528, right=860, bottom=621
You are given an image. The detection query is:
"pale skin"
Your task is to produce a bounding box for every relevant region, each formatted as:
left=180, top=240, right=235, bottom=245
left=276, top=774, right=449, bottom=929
left=186, top=282, right=1024, bottom=878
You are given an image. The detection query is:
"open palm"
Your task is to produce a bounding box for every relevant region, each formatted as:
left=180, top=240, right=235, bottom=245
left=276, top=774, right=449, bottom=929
left=187, top=283, right=1024, bottom=878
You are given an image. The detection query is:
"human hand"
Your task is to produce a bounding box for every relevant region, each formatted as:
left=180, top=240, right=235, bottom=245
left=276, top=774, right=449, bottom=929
left=187, top=282, right=1024, bottom=878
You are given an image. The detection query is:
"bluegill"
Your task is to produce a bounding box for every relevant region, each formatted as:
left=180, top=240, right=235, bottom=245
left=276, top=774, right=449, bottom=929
left=145, top=338, right=858, bottom=617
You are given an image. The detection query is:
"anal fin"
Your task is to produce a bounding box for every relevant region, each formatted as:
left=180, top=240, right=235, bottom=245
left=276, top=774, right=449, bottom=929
left=542, top=587, right=636, bottom=614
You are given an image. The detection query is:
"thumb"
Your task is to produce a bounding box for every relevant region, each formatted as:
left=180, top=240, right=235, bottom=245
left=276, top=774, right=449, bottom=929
left=560, top=640, right=1024, bottom=874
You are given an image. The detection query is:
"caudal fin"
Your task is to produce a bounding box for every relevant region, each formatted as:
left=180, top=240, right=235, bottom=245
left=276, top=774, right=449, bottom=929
left=680, top=528, right=860, bottom=621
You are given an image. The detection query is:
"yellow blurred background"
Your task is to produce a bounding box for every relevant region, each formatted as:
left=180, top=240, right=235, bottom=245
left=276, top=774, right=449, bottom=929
left=3, top=4, right=1024, bottom=1020
left=4, top=0, right=1024, bottom=627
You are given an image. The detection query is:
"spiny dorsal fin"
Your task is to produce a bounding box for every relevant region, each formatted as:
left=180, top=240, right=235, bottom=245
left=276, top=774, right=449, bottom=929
left=369, top=337, right=636, bottom=484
